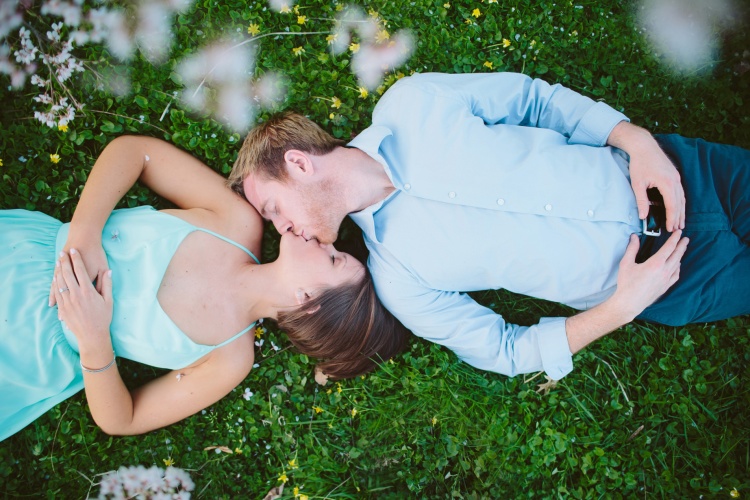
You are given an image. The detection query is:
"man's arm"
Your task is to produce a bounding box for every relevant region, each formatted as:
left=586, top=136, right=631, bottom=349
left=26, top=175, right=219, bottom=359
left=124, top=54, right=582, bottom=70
left=393, top=72, right=628, bottom=147
left=607, top=121, right=686, bottom=232
left=373, top=231, right=688, bottom=379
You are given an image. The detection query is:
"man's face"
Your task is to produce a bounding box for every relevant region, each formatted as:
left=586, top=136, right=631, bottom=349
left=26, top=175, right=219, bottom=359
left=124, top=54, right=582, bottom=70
left=243, top=174, right=343, bottom=244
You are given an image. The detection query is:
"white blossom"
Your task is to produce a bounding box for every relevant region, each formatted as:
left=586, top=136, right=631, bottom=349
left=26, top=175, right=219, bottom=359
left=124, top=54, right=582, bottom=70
left=352, top=31, right=414, bottom=89
left=637, top=0, right=738, bottom=73
left=0, top=1, right=24, bottom=40
left=268, top=0, right=296, bottom=13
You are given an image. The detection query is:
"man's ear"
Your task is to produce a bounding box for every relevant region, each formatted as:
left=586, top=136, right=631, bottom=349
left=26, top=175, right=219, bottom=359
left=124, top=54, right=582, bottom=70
left=295, top=288, right=322, bottom=314
left=284, top=150, right=315, bottom=180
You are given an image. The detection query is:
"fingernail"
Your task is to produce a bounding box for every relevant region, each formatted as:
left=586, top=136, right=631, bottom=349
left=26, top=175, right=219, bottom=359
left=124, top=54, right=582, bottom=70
left=48, top=299, right=52, bottom=307
left=59, top=251, right=64, bottom=257
left=70, top=248, right=77, bottom=255
left=55, top=261, right=60, bottom=268
left=107, top=269, right=112, bottom=277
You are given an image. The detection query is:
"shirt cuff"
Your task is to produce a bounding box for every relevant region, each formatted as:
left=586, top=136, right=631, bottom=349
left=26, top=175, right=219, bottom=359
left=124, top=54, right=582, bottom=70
left=569, top=101, right=629, bottom=146
left=536, top=317, right=574, bottom=380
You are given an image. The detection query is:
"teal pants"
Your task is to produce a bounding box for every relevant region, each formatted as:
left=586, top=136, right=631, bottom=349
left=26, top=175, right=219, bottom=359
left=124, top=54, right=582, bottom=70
left=638, top=134, right=750, bottom=325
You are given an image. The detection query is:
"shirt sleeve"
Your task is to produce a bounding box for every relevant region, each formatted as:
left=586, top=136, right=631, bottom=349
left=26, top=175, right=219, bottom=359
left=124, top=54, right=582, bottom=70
left=371, top=265, right=575, bottom=380
left=397, top=72, right=629, bottom=147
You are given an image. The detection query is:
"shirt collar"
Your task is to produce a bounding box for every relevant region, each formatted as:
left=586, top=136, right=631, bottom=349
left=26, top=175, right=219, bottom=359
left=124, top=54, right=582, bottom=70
left=347, top=125, right=394, bottom=244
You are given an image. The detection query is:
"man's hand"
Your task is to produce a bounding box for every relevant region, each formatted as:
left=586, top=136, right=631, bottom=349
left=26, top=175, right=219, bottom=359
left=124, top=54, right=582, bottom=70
left=611, top=231, right=689, bottom=320
left=564, top=230, right=689, bottom=354
left=49, top=242, right=108, bottom=307
left=607, top=122, right=686, bottom=232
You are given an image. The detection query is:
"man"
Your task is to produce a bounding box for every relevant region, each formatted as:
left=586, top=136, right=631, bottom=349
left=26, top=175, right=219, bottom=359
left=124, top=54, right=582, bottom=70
left=229, top=72, right=749, bottom=380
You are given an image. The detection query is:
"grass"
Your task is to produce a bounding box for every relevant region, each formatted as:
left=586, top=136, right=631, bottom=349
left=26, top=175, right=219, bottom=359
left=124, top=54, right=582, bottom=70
left=1, top=0, right=749, bottom=497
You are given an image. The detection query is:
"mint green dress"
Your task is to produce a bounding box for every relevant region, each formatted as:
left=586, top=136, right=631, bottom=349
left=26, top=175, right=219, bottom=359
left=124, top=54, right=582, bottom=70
left=0, top=206, right=259, bottom=441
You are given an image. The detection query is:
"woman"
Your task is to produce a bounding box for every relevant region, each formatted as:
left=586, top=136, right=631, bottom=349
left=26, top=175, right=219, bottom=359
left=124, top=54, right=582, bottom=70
left=0, top=135, right=407, bottom=441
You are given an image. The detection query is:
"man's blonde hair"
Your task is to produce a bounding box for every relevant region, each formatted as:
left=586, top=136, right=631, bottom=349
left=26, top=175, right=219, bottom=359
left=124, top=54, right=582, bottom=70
left=228, top=112, right=345, bottom=196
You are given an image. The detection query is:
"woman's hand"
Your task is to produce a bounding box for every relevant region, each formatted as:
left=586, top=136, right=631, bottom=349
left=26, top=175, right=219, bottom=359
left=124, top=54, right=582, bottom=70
left=53, top=249, right=114, bottom=348
left=49, top=241, right=109, bottom=307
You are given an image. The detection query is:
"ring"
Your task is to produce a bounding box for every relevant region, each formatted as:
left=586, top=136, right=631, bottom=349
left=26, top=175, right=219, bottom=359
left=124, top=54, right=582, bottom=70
left=58, top=287, right=69, bottom=293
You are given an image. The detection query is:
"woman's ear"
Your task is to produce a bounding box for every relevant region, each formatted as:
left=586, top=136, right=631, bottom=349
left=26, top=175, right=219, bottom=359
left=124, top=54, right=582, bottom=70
left=295, top=288, right=321, bottom=314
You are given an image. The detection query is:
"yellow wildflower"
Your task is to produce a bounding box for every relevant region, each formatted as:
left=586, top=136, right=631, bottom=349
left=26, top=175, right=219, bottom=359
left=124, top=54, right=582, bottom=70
left=234, top=447, right=243, bottom=454
left=730, top=489, right=740, bottom=499
left=326, top=389, right=332, bottom=394
left=351, top=408, right=358, bottom=417
left=293, top=4, right=299, bottom=14
left=530, top=40, right=537, bottom=47
left=375, top=29, right=390, bottom=43
left=293, top=486, right=300, bottom=497
left=349, top=42, right=360, bottom=53
left=336, top=382, right=343, bottom=393
left=163, top=457, right=175, bottom=467
left=432, top=416, right=438, bottom=425
left=483, top=61, right=493, bottom=69
left=50, top=153, right=60, bottom=164
left=313, top=406, right=323, bottom=413
left=396, top=71, right=405, bottom=79
left=57, top=123, right=68, bottom=132
left=255, top=326, right=264, bottom=339
left=502, top=38, right=511, bottom=48
left=300, top=495, right=309, bottom=500
left=464, top=18, right=473, bottom=25
left=472, top=8, right=481, bottom=18
left=279, top=4, right=291, bottom=14
left=368, top=8, right=379, bottom=19
left=571, top=30, right=578, bottom=36
left=331, top=96, right=342, bottom=108
left=443, top=2, right=450, bottom=7
left=376, top=85, right=386, bottom=95
left=288, top=458, right=298, bottom=469
left=278, top=472, right=288, bottom=483
left=297, top=15, right=306, bottom=24
left=292, top=46, right=305, bottom=56
left=488, top=0, right=497, bottom=3
left=358, top=87, right=368, bottom=99
left=329, top=113, right=335, bottom=119
left=326, top=33, right=337, bottom=45
left=247, top=23, right=260, bottom=36
left=0, top=159, right=3, bottom=166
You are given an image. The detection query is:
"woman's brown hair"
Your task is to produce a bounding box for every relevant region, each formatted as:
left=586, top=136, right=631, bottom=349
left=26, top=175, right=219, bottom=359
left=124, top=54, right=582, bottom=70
left=277, top=269, right=408, bottom=380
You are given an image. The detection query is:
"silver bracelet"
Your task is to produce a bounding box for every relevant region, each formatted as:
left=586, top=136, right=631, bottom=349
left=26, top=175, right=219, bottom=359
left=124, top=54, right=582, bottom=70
left=81, top=352, right=117, bottom=374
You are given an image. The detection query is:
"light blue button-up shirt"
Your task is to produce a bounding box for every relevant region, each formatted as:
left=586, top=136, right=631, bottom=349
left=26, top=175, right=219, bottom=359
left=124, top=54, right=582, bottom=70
left=348, top=72, right=643, bottom=380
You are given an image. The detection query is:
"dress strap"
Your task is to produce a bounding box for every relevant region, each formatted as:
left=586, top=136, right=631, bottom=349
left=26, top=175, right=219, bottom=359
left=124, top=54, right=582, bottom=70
left=214, top=322, right=256, bottom=349
left=193, top=228, right=260, bottom=264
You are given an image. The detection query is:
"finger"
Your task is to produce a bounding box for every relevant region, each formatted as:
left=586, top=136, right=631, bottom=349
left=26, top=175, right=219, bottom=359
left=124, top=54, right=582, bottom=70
left=653, top=229, right=683, bottom=260
left=622, top=234, right=641, bottom=263
left=101, top=269, right=113, bottom=304
left=664, top=236, right=689, bottom=267
left=633, top=187, right=650, bottom=221
left=53, top=277, right=64, bottom=314
left=95, top=269, right=104, bottom=295
left=49, top=275, right=57, bottom=307
left=59, top=251, right=80, bottom=291
left=662, top=191, right=679, bottom=232
left=69, top=249, right=93, bottom=290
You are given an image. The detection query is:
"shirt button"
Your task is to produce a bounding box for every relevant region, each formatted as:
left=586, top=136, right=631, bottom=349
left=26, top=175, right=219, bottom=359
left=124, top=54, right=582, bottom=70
left=496, top=198, right=505, bottom=206
left=544, top=204, right=553, bottom=211
left=587, top=209, right=594, bottom=217
left=403, top=183, right=411, bottom=190
left=448, top=191, right=456, bottom=199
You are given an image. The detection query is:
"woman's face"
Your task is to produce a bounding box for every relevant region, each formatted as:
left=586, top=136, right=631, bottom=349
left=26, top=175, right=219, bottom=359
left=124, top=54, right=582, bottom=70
left=277, top=232, right=365, bottom=304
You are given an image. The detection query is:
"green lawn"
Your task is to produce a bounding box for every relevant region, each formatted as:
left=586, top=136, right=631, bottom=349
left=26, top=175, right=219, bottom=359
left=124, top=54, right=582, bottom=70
left=1, top=0, right=748, bottom=497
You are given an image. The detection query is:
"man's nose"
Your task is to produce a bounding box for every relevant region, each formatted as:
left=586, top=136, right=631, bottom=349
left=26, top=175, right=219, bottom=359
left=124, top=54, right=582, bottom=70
left=272, top=216, right=293, bottom=235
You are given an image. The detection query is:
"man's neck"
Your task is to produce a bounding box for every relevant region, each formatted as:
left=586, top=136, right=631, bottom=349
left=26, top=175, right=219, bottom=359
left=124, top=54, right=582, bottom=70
left=335, top=146, right=396, bottom=213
